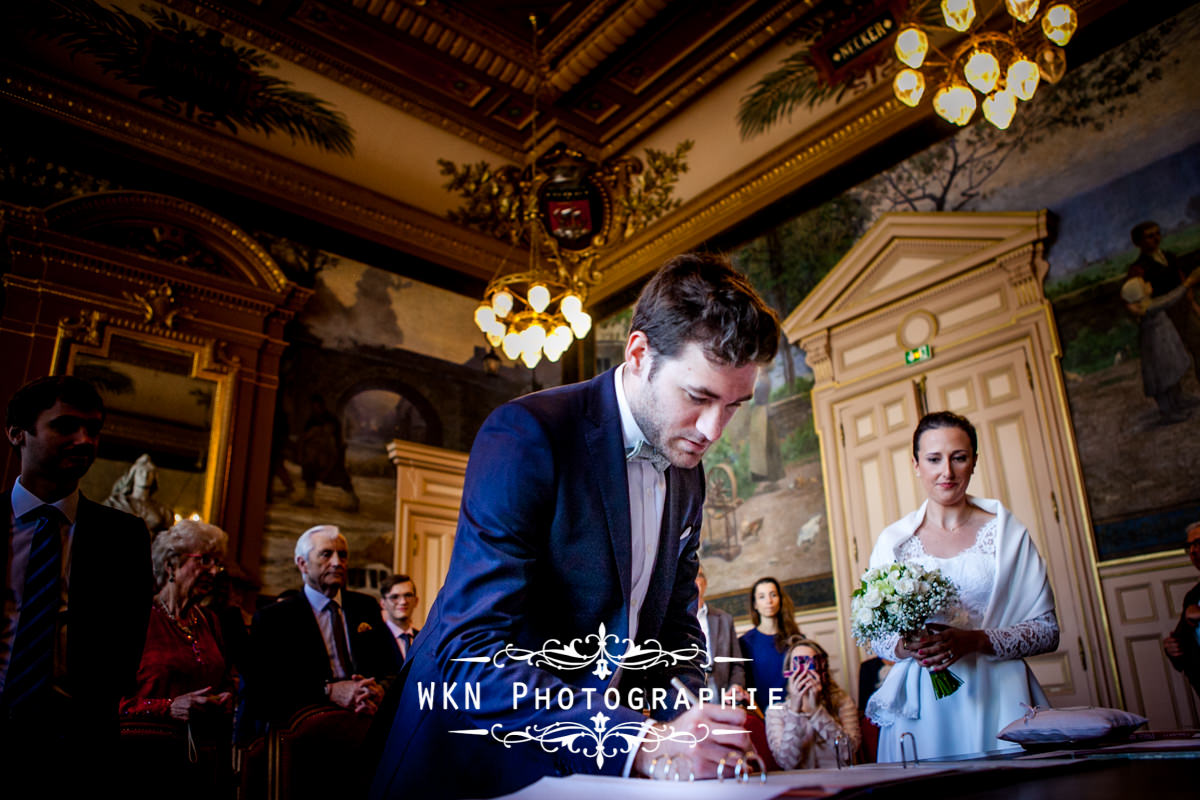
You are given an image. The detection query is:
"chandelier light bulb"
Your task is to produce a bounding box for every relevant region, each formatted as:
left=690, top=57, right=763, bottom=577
left=570, top=311, right=592, bottom=339
left=981, top=89, right=1018, bottom=129
left=527, top=283, right=551, bottom=313
left=1036, top=42, right=1067, bottom=83
left=894, top=27, right=928, bottom=69
left=893, top=69, right=926, bottom=107
left=1007, top=57, right=1040, bottom=100
left=523, top=322, right=547, bottom=354
left=1004, top=0, right=1040, bottom=24
left=963, top=48, right=1001, bottom=94
left=474, top=303, right=495, bottom=333
left=491, top=289, right=514, bottom=319
left=501, top=330, right=523, bottom=360
left=520, top=346, right=542, bottom=369
left=560, top=293, right=583, bottom=320
left=941, top=0, right=977, bottom=32
left=1042, top=4, right=1078, bottom=46
left=485, top=328, right=504, bottom=348
left=933, top=84, right=977, bottom=126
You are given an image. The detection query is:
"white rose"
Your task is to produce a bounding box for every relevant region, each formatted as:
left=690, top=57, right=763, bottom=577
left=896, top=577, right=917, bottom=595
left=886, top=602, right=902, bottom=619
left=863, top=586, right=884, bottom=609
left=855, top=606, right=875, bottom=626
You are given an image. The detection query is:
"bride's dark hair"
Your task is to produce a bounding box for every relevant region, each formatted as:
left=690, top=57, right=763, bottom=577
left=913, top=411, right=978, bottom=459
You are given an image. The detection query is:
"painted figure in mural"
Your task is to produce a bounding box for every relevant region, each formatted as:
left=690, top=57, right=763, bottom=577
left=370, top=254, right=778, bottom=799
left=267, top=401, right=295, bottom=503
left=1120, top=270, right=1200, bottom=424
left=105, top=452, right=174, bottom=535
left=1127, top=221, right=1200, bottom=368
left=865, top=412, right=1059, bottom=761
left=747, top=369, right=784, bottom=486
left=1163, top=521, right=1200, bottom=698
left=294, top=394, right=360, bottom=512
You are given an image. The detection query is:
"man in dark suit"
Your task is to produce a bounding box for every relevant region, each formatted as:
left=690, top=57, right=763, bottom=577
left=379, top=573, right=419, bottom=664
left=1164, top=521, right=1200, bottom=696
left=246, top=524, right=400, bottom=728
left=694, top=562, right=747, bottom=700
left=371, top=254, right=780, bottom=799
left=2, top=376, right=151, bottom=787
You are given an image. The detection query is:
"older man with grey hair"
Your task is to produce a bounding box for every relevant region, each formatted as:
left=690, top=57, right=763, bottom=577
left=246, top=524, right=400, bottom=731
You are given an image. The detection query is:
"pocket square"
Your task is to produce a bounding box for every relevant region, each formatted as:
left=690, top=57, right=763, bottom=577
left=679, top=526, right=692, bottom=541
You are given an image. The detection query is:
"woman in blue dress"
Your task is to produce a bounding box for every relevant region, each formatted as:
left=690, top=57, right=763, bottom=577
left=739, top=576, right=802, bottom=707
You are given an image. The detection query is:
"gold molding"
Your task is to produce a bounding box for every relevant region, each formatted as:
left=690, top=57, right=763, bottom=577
left=159, top=0, right=805, bottom=161
left=54, top=320, right=236, bottom=524
left=593, top=84, right=920, bottom=302
left=0, top=67, right=513, bottom=284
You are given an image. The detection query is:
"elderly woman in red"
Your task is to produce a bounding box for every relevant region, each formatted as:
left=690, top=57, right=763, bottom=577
left=120, top=520, right=234, bottom=798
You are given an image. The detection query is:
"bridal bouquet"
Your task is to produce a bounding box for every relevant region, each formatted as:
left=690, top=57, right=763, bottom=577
left=850, top=562, right=963, bottom=699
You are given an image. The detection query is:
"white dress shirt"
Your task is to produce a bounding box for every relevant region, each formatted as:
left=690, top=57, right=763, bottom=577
left=614, top=363, right=666, bottom=644
left=303, top=583, right=353, bottom=679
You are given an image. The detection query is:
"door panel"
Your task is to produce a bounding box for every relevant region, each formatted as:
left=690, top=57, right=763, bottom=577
left=924, top=345, right=1091, bottom=705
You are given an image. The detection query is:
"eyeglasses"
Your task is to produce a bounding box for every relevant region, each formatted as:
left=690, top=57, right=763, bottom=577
left=184, top=552, right=224, bottom=568
left=384, top=592, right=416, bottom=602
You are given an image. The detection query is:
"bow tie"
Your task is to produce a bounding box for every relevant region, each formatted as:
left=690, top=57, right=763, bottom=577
left=626, top=440, right=670, bottom=473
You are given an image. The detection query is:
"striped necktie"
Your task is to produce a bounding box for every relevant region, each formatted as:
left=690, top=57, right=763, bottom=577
left=2, top=505, right=65, bottom=715
left=326, top=599, right=354, bottom=679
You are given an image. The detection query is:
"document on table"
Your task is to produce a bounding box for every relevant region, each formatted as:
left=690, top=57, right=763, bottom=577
left=484, top=760, right=1085, bottom=800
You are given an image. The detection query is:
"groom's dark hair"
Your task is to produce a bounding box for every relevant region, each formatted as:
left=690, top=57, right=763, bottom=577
left=631, top=253, right=780, bottom=371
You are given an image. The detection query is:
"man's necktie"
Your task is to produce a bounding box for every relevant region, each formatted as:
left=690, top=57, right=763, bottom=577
left=326, top=600, right=354, bottom=679
left=2, top=506, right=65, bottom=714
left=625, top=439, right=670, bottom=473
left=399, top=632, right=413, bottom=659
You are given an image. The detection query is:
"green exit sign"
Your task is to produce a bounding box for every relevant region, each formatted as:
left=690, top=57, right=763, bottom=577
left=905, top=344, right=932, bottom=365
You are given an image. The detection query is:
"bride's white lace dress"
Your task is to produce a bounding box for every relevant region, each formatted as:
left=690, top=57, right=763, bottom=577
left=866, top=499, right=1059, bottom=761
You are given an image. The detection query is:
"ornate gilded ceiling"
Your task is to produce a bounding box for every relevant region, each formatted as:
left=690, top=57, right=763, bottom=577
left=168, top=0, right=811, bottom=162
left=0, top=0, right=1142, bottom=302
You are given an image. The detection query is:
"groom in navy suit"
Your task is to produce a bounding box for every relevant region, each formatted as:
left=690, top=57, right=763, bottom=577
left=371, top=254, right=780, bottom=799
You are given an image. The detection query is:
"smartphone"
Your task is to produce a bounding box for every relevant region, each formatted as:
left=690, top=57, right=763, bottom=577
left=783, top=653, right=817, bottom=677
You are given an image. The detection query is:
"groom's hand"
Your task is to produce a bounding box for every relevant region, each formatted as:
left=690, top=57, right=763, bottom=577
left=633, top=703, right=751, bottom=780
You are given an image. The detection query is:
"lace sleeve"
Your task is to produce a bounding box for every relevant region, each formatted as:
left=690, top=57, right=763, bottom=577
left=871, top=631, right=902, bottom=661
left=984, top=610, right=1059, bottom=660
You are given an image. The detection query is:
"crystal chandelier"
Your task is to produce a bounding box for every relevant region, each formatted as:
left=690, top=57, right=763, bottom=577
left=892, top=0, right=1078, bottom=129
left=473, top=238, right=593, bottom=370
left=460, top=17, right=691, bottom=370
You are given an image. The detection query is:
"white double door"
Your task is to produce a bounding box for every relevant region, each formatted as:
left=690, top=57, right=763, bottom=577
left=835, top=341, right=1098, bottom=707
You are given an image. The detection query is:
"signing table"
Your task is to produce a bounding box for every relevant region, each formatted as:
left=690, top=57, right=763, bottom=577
left=491, top=733, right=1200, bottom=800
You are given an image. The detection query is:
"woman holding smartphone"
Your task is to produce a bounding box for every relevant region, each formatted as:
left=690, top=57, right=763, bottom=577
left=765, top=636, right=860, bottom=769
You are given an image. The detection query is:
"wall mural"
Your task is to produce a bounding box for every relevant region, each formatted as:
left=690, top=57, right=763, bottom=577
left=620, top=5, right=1200, bottom=618
left=258, top=253, right=539, bottom=598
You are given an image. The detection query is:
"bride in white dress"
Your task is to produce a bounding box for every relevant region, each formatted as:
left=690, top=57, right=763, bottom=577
left=865, top=412, right=1059, bottom=761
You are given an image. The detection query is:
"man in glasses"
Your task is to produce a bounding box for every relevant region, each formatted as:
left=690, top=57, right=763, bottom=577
left=1164, top=521, right=1200, bottom=696
left=2, top=376, right=152, bottom=789
left=379, top=574, right=420, bottom=664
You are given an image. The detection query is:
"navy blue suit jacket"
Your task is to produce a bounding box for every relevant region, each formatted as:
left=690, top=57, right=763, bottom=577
left=246, top=589, right=401, bottom=728
left=370, top=369, right=707, bottom=799
left=1, top=492, right=151, bottom=735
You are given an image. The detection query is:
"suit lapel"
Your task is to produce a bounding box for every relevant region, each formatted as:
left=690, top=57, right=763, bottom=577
left=1, top=492, right=11, bottom=598
left=584, top=370, right=632, bottom=613
left=636, top=468, right=686, bottom=640
left=289, top=594, right=337, bottom=680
